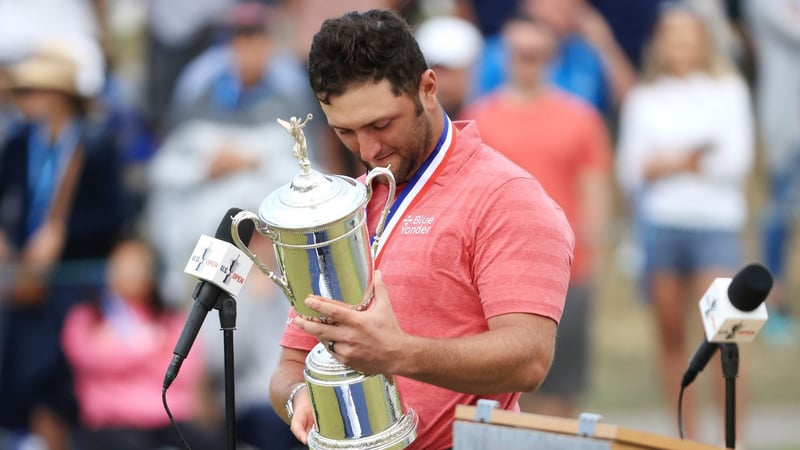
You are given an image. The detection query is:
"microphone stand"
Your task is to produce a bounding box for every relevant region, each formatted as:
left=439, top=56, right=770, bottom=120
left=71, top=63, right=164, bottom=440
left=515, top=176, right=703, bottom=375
left=217, top=294, right=238, bottom=450
left=720, top=343, right=739, bottom=450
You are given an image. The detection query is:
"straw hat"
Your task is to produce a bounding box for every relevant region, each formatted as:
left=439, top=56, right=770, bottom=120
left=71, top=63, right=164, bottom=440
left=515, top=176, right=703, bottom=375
left=8, top=46, right=83, bottom=98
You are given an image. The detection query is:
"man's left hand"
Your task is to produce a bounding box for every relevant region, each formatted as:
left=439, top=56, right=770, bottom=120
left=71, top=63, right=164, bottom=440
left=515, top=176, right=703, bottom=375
left=292, top=270, right=407, bottom=375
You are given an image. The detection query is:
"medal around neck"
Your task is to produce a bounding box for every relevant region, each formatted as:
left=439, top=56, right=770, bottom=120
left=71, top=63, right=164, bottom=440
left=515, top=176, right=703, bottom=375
left=231, top=114, right=417, bottom=450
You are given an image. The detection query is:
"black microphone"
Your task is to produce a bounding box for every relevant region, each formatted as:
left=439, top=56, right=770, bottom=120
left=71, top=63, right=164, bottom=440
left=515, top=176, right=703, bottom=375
left=163, top=208, right=254, bottom=389
left=680, top=264, right=773, bottom=388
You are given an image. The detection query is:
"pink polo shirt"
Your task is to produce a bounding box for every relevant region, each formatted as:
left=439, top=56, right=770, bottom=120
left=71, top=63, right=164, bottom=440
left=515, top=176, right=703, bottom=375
left=280, top=120, right=573, bottom=450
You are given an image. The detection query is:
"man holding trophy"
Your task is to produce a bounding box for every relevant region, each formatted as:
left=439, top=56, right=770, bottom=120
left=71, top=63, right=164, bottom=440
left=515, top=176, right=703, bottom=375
left=269, top=9, right=574, bottom=450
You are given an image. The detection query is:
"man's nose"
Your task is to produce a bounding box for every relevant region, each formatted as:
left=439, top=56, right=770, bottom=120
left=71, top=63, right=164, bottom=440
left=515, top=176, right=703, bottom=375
left=357, top=132, right=381, bottom=161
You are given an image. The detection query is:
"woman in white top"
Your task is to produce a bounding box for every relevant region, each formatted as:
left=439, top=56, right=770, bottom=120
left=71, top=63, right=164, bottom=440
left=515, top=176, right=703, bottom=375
left=616, top=4, right=754, bottom=443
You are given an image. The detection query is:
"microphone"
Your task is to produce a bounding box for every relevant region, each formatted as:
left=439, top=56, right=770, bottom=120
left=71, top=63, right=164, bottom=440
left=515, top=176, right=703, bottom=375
left=680, top=263, right=772, bottom=388
left=163, top=208, right=255, bottom=389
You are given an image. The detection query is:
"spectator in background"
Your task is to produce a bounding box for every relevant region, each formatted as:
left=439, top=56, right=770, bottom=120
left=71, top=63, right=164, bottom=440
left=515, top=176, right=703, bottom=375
left=746, top=0, right=800, bottom=346
left=280, top=0, right=410, bottom=63
left=585, top=1, right=744, bottom=73
left=146, top=2, right=304, bottom=307
left=201, top=234, right=302, bottom=450
left=477, top=0, right=637, bottom=114
left=145, top=0, right=234, bottom=134
left=415, top=15, right=484, bottom=118
left=688, top=0, right=748, bottom=70
left=0, top=69, right=21, bottom=148
left=463, top=0, right=526, bottom=100
left=167, top=2, right=315, bottom=130
left=615, top=4, right=754, bottom=443
left=461, top=14, right=612, bottom=418
left=0, top=45, right=126, bottom=450
left=62, top=238, right=219, bottom=450
left=587, top=0, right=661, bottom=69
left=0, top=0, right=107, bottom=98
left=461, top=0, right=520, bottom=39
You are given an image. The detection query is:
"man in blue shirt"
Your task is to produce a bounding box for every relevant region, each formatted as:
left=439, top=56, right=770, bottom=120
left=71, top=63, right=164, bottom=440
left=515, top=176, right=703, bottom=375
left=475, top=0, right=636, bottom=115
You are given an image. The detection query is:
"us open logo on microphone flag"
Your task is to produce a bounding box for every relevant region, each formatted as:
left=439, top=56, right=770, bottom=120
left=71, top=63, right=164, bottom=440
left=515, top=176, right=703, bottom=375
left=184, top=234, right=253, bottom=296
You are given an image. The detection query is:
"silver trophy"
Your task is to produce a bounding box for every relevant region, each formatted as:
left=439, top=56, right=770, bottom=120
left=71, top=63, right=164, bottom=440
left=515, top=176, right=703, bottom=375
left=231, top=114, right=417, bottom=450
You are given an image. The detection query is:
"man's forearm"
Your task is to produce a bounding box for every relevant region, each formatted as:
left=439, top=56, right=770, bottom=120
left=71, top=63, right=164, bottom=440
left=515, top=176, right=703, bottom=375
left=395, top=313, right=556, bottom=394
left=600, top=43, right=637, bottom=107
left=269, top=356, right=307, bottom=423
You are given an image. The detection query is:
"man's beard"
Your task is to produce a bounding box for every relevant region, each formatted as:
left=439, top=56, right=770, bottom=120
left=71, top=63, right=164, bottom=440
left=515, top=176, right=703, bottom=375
left=365, top=110, right=433, bottom=185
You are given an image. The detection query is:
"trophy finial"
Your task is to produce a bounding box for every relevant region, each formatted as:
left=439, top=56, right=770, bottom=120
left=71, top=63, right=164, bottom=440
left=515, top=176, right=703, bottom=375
left=277, top=113, right=314, bottom=174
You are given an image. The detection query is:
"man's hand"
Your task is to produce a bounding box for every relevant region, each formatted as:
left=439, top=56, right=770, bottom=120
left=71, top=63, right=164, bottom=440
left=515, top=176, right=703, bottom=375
left=292, top=270, right=407, bottom=375
left=643, top=145, right=711, bottom=181
left=11, top=221, right=66, bottom=305
left=20, top=220, right=66, bottom=268
left=576, top=5, right=617, bottom=52
left=289, top=388, right=315, bottom=445
left=207, top=146, right=259, bottom=178
left=575, top=4, right=637, bottom=106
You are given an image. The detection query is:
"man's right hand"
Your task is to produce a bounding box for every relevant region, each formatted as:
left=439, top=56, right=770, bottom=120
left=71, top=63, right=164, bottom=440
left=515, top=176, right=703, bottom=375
left=290, top=388, right=315, bottom=445
left=207, top=146, right=259, bottom=178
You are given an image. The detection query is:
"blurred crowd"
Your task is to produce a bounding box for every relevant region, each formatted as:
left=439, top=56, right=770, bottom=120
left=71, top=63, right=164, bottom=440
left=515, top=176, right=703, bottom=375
left=0, top=0, right=798, bottom=449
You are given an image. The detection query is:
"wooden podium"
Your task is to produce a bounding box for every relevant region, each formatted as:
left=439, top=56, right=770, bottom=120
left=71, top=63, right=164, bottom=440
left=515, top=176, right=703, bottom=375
left=454, top=404, right=729, bottom=450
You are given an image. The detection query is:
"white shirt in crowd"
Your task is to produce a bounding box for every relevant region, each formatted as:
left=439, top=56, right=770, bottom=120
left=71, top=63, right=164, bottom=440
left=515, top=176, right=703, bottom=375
left=616, top=72, right=754, bottom=231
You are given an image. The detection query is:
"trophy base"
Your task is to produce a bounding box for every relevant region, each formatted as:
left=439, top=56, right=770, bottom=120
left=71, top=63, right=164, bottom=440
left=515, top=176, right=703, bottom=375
left=307, top=408, right=418, bottom=450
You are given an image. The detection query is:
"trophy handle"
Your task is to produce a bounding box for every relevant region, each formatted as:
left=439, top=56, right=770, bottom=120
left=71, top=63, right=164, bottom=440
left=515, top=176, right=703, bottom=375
left=230, top=210, right=293, bottom=299
left=365, top=166, right=396, bottom=260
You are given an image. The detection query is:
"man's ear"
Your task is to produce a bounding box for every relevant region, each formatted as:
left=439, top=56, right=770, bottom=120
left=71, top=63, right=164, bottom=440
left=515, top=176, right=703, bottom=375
left=418, top=69, right=438, bottom=110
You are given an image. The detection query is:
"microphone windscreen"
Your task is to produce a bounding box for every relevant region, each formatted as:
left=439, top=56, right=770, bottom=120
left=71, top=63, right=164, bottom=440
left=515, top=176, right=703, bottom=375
left=216, top=207, right=255, bottom=247
left=727, top=263, right=773, bottom=312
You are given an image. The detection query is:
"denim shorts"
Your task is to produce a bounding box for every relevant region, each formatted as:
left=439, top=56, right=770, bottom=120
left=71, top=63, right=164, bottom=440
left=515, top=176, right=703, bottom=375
left=642, top=223, right=742, bottom=276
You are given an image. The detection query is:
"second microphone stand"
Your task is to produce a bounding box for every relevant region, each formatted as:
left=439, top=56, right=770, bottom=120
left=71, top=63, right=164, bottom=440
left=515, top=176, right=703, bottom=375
left=720, top=343, right=739, bottom=450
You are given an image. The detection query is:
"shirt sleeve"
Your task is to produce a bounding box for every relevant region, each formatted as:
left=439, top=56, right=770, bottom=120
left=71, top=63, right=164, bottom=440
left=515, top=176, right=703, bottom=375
left=472, top=176, right=574, bottom=324
left=615, top=88, right=649, bottom=198
left=279, top=308, right=319, bottom=351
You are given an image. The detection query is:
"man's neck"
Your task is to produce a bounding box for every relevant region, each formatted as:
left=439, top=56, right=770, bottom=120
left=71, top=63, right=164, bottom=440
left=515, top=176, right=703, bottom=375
left=427, top=104, right=447, bottom=151
left=505, top=83, right=546, bottom=102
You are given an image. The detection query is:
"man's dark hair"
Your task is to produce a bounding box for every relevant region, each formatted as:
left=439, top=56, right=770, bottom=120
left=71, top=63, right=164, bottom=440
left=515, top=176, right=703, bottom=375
left=308, top=9, right=429, bottom=104
left=503, top=10, right=557, bottom=38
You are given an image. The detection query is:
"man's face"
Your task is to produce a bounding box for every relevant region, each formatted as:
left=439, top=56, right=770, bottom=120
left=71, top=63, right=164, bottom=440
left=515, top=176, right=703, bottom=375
left=12, top=89, right=63, bottom=120
left=232, top=31, right=271, bottom=87
left=524, top=0, right=582, bottom=35
left=505, top=21, right=556, bottom=90
left=320, top=78, right=435, bottom=185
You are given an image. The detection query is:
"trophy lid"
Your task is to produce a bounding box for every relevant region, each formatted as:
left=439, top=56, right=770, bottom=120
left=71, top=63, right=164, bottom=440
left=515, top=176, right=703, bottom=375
left=305, top=342, right=366, bottom=383
left=258, top=114, right=367, bottom=230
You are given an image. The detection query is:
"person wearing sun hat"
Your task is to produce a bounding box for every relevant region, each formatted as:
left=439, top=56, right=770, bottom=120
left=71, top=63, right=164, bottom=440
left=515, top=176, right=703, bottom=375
left=0, top=45, right=126, bottom=450
left=8, top=45, right=91, bottom=114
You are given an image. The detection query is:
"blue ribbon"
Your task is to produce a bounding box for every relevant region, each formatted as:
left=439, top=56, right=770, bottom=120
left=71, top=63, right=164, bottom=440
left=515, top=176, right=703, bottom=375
left=370, top=111, right=451, bottom=246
